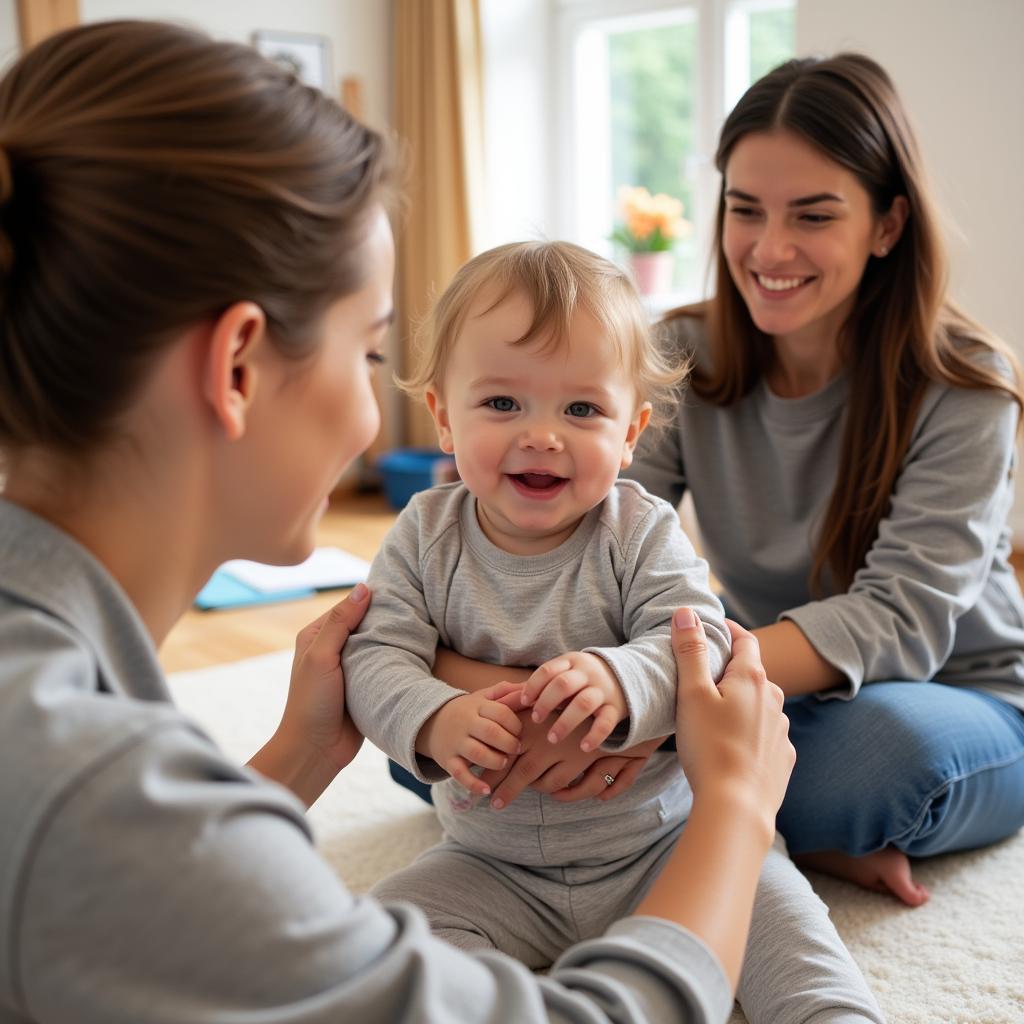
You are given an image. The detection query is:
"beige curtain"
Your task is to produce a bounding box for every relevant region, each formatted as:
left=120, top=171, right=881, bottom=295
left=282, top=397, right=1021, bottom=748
left=394, top=0, right=485, bottom=447
left=16, top=0, right=79, bottom=47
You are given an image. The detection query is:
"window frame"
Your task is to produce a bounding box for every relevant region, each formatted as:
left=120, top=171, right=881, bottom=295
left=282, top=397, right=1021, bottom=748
left=552, top=0, right=795, bottom=308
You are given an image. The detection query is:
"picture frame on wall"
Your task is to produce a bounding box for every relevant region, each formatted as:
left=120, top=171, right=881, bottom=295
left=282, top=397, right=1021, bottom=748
left=252, top=29, right=332, bottom=93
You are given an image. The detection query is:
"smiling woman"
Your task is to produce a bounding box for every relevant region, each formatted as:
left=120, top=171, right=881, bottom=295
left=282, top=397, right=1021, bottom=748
left=232, top=210, right=394, bottom=566
left=625, top=52, right=1024, bottom=907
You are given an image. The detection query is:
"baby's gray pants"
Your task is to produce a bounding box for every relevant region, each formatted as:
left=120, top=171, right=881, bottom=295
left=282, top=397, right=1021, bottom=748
left=373, top=832, right=885, bottom=1024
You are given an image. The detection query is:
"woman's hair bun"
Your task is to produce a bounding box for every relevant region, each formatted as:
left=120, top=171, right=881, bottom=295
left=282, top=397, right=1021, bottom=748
left=0, top=19, right=395, bottom=454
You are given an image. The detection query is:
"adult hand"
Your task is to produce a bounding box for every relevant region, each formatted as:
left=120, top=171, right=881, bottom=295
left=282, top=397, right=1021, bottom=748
left=278, top=584, right=372, bottom=774
left=550, top=736, right=665, bottom=803
left=632, top=609, right=796, bottom=991
left=432, top=646, right=532, bottom=691
left=672, top=608, right=795, bottom=842
left=250, top=585, right=372, bottom=807
left=479, top=711, right=662, bottom=810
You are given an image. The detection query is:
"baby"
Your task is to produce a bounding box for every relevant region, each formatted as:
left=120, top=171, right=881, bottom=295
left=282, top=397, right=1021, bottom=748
left=344, top=241, right=883, bottom=1023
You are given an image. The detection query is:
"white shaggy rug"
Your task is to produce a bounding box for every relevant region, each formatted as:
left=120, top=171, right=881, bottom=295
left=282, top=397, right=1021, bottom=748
left=169, top=649, right=1024, bottom=1023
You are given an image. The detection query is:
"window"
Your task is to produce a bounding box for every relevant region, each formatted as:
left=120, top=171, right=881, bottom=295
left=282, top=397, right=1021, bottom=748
left=554, top=0, right=795, bottom=307
left=726, top=0, right=797, bottom=110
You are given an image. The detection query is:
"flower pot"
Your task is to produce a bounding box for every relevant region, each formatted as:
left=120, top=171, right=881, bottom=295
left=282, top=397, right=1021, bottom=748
left=630, top=251, right=674, bottom=295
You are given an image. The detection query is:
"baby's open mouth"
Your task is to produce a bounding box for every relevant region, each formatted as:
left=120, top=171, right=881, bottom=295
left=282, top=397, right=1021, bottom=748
left=511, top=472, right=566, bottom=491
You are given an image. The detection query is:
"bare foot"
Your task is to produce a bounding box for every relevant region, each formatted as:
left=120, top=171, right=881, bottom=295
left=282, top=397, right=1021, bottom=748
left=793, top=847, right=931, bottom=907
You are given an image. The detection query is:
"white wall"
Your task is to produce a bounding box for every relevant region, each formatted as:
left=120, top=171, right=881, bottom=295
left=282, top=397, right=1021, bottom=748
left=797, top=0, right=1024, bottom=536
left=79, top=0, right=391, bottom=127
left=0, top=2, right=391, bottom=125
left=0, top=0, right=18, bottom=72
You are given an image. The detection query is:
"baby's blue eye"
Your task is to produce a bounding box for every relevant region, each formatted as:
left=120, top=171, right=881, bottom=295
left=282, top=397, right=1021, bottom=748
left=486, top=396, right=518, bottom=412
left=567, top=402, right=597, bottom=418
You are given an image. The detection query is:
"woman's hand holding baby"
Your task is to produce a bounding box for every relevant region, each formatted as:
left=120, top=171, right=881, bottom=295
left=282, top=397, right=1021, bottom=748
left=418, top=683, right=525, bottom=795
left=521, top=651, right=627, bottom=751
left=249, top=584, right=371, bottom=807
left=671, top=610, right=794, bottom=845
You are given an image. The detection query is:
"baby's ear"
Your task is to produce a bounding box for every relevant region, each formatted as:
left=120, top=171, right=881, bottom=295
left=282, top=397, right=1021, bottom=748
left=425, top=386, right=455, bottom=454
left=620, top=402, right=652, bottom=468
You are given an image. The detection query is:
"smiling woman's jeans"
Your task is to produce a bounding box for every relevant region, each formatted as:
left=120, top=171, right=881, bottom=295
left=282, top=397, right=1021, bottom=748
left=777, top=682, right=1024, bottom=856
left=390, top=681, right=1024, bottom=857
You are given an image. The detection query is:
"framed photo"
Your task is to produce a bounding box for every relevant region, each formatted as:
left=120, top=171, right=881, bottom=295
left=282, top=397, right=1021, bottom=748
left=252, top=30, right=332, bottom=93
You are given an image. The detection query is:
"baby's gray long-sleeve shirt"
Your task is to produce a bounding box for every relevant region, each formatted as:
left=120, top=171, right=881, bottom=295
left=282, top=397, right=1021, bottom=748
left=343, top=479, right=728, bottom=762
left=343, top=479, right=730, bottom=865
left=0, top=496, right=735, bottom=1024
left=625, top=314, right=1024, bottom=710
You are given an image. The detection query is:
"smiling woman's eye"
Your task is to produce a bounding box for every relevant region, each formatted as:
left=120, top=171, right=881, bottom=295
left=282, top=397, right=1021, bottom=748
left=727, top=205, right=760, bottom=218
left=566, top=401, right=598, bottom=418
left=800, top=213, right=834, bottom=225
left=485, top=396, right=518, bottom=413
left=366, top=351, right=386, bottom=365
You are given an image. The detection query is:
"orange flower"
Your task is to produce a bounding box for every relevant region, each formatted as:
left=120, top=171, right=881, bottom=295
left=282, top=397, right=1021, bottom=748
left=613, top=186, right=691, bottom=252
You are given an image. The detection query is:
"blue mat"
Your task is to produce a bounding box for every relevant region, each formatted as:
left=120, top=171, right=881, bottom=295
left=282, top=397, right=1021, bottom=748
left=194, top=569, right=314, bottom=611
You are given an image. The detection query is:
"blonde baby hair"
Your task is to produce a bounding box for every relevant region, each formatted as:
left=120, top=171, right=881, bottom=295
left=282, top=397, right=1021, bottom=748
left=399, top=240, right=688, bottom=425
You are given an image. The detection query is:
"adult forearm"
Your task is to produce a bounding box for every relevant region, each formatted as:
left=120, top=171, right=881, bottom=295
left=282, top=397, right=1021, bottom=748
left=248, top=732, right=340, bottom=809
left=753, top=620, right=843, bottom=697
left=634, top=786, right=774, bottom=989
left=432, top=646, right=531, bottom=691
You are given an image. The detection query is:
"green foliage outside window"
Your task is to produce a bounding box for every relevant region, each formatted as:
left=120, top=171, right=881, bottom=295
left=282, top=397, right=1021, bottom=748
left=605, top=6, right=794, bottom=292
left=750, top=7, right=796, bottom=83
left=608, top=20, right=697, bottom=287
left=608, top=21, right=697, bottom=232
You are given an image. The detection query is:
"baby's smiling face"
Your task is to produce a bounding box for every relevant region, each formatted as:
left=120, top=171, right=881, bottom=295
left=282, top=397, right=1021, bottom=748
left=426, top=288, right=650, bottom=556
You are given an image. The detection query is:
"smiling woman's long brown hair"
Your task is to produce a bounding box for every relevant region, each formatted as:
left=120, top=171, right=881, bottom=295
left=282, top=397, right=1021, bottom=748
left=671, top=53, right=1023, bottom=594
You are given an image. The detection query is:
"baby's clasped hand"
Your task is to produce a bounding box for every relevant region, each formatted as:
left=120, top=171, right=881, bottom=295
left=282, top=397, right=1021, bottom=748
left=521, top=652, right=627, bottom=751
left=420, top=682, right=525, bottom=795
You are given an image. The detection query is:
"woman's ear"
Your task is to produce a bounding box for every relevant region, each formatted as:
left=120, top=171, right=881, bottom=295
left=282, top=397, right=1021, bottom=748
left=203, top=301, right=267, bottom=441
left=425, top=385, right=455, bottom=454
left=874, top=195, right=909, bottom=257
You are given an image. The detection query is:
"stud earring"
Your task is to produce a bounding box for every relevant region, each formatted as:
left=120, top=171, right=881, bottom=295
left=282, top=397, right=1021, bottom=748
left=878, top=245, right=889, bottom=256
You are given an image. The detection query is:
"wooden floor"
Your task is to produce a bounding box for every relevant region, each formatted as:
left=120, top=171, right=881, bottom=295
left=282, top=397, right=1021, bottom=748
left=159, top=493, right=398, bottom=673
left=161, top=490, right=1024, bottom=674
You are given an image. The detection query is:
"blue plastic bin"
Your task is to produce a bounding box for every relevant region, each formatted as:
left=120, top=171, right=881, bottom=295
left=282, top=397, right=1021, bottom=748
left=376, top=449, right=458, bottom=509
